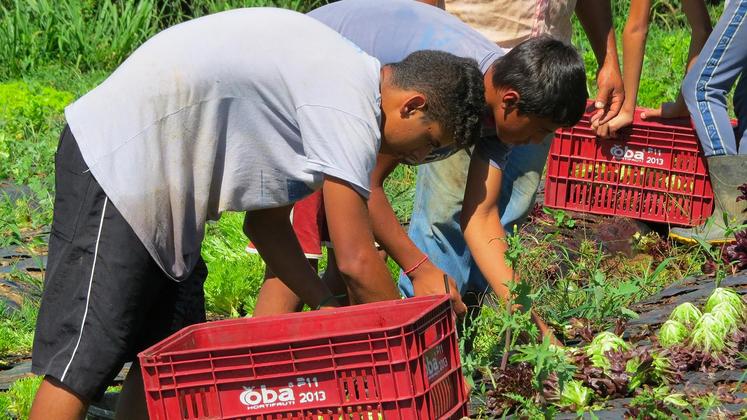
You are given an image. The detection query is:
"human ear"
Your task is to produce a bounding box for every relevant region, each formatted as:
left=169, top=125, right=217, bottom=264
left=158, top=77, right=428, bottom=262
left=401, top=94, right=427, bottom=117
left=500, top=89, right=520, bottom=111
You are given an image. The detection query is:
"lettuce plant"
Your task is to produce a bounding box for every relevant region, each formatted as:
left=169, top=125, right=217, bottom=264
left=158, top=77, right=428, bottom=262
left=704, top=287, right=744, bottom=315
left=691, top=314, right=728, bottom=354
left=723, top=230, right=747, bottom=271
left=585, top=332, right=630, bottom=370
left=669, top=302, right=701, bottom=328
left=657, top=320, right=688, bottom=348
left=708, top=302, right=740, bottom=334
left=558, top=380, right=592, bottom=410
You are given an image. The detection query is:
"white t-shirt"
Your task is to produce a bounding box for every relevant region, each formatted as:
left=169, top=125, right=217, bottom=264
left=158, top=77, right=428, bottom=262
left=65, top=8, right=382, bottom=280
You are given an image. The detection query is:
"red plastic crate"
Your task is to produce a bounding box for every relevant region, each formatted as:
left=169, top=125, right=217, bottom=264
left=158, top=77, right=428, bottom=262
left=138, top=295, right=467, bottom=419
left=544, top=105, right=714, bottom=226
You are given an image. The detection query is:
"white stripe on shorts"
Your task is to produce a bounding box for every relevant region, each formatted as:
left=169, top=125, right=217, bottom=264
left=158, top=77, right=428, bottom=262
left=61, top=196, right=108, bottom=381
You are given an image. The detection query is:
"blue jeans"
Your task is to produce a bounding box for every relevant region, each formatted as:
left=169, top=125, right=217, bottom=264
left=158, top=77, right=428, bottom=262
left=398, top=136, right=552, bottom=297
left=682, top=0, right=746, bottom=156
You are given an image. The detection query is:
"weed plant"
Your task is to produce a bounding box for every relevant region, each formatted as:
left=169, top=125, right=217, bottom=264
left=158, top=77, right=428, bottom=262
left=0, top=299, right=38, bottom=359
left=201, top=212, right=265, bottom=317
left=0, top=78, right=82, bottom=248
left=384, top=162, right=418, bottom=223
left=0, top=375, right=42, bottom=419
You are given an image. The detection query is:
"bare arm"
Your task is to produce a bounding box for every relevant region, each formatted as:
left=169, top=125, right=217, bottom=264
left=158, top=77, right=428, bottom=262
left=323, top=176, right=400, bottom=303
left=576, top=0, right=625, bottom=126
left=460, top=156, right=558, bottom=343
left=368, top=154, right=467, bottom=315
left=368, top=154, right=422, bottom=269
left=244, top=206, right=338, bottom=308
left=460, top=158, right=511, bottom=300
left=597, top=0, right=651, bottom=137
left=642, top=0, right=712, bottom=119
left=682, top=0, right=712, bottom=72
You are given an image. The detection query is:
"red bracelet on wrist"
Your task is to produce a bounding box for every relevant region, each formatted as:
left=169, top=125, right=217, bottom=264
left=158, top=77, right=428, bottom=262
left=403, top=255, right=429, bottom=276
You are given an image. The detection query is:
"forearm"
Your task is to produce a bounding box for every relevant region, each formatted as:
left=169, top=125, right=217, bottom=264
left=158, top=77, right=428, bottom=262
left=462, top=212, right=513, bottom=302
left=683, top=0, right=712, bottom=57
left=244, top=208, right=335, bottom=308
left=323, top=178, right=399, bottom=303
left=369, top=186, right=427, bottom=270
left=339, top=248, right=400, bottom=304
left=620, top=22, right=649, bottom=113
left=575, top=0, right=619, bottom=70
left=683, top=0, right=712, bottom=74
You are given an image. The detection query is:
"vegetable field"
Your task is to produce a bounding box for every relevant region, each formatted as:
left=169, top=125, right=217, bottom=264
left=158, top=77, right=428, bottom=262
left=0, top=0, right=744, bottom=418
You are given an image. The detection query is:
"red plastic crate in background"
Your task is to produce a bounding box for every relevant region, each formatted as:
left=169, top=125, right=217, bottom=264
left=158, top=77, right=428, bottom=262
left=138, top=295, right=467, bottom=419
left=544, top=105, right=714, bottom=226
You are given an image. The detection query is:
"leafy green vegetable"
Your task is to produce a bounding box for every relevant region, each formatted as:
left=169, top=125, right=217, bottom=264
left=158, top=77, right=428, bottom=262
left=626, top=356, right=646, bottom=391
left=691, top=314, right=727, bottom=354
left=704, top=288, right=744, bottom=315
left=558, top=379, right=592, bottom=409
left=657, top=320, right=689, bottom=348
left=708, top=302, right=740, bottom=334
left=651, top=353, right=673, bottom=384
left=669, top=302, right=702, bottom=328
left=585, top=331, right=630, bottom=370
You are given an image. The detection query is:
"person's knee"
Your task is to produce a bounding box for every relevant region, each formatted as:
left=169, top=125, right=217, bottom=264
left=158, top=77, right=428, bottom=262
left=681, top=69, right=699, bottom=110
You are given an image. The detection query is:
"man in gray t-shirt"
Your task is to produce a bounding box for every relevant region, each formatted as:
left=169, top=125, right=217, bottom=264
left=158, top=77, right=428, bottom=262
left=29, top=8, right=485, bottom=419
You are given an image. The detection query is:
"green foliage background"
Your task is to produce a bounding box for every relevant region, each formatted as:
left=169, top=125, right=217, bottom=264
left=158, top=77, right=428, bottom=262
left=0, top=0, right=738, bottom=417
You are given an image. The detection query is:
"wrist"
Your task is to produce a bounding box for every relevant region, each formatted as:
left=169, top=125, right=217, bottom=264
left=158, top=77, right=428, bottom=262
left=601, top=47, right=620, bottom=67
left=620, top=103, right=636, bottom=116
left=404, top=255, right=430, bottom=277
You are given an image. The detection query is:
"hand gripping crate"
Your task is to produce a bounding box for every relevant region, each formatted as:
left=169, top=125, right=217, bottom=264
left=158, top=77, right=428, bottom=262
left=544, top=106, right=714, bottom=226
left=138, top=295, right=467, bottom=419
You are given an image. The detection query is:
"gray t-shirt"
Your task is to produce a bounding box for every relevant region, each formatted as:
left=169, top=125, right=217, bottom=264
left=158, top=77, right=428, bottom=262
left=309, top=0, right=510, bottom=168
left=65, top=8, right=382, bottom=280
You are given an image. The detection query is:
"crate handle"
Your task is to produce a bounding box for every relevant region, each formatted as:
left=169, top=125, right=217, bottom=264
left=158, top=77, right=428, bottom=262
left=421, top=312, right=446, bottom=348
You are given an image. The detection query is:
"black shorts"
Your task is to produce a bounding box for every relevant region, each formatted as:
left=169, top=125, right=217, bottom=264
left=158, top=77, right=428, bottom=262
left=31, top=126, right=207, bottom=401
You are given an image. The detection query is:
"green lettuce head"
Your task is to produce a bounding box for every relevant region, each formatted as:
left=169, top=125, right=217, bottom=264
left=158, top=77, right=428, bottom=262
left=669, top=302, right=701, bottom=328
left=704, top=288, right=744, bottom=316
left=658, top=320, right=688, bottom=348
left=559, top=379, right=592, bottom=409
left=709, top=302, right=740, bottom=334
left=691, top=313, right=728, bottom=354
left=586, top=331, right=630, bottom=370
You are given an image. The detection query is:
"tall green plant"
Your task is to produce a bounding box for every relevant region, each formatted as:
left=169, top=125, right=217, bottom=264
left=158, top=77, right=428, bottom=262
left=0, top=0, right=328, bottom=79
left=0, top=0, right=160, bottom=78
left=0, top=375, right=43, bottom=419
left=158, top=0, right=327, bottom=25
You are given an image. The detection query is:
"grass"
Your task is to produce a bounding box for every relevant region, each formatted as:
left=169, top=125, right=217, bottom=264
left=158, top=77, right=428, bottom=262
left=0, top=0, right=742, bottom=416
left=202, top=212, right=265, bottom=317
left=0, top=299, right=38, bottom=360
left=0, top=376, right=42, bottom=419
left=0, top=0, right=327, bottom=79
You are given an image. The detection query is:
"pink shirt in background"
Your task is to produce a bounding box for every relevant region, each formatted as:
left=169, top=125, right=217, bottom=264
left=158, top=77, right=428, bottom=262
left=445, top=0, right=576, bottom=48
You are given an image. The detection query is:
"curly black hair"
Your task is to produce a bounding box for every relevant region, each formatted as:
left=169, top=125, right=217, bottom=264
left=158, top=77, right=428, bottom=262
left=491, top=35, right=587, bottom=127
left=388, top=50, right=485, bottom=149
